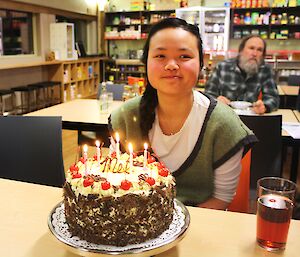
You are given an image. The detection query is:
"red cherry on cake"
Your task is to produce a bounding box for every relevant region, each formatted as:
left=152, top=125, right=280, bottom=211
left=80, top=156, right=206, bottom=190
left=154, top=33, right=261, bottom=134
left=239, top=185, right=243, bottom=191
left=72, top=173, right=82, bottom=179
left=101, top=181, right=111, bottom=190
left=111, top=151, right=117, bottom=158
left=145, top=177, right=155, bottom=186
left=83, top=176, right=94, bottom=187
left=157, top=162, right=166, bottom=169
left=70, top=164, right=79, bottom=172
left=120, top=180, right=132, bottom=190
left=93, top=154, right=98, bottom=161
left=159, top=168, right=169, bottom=177
left=147, top=156, right=156, bottom=164
left=79, top=157, right=85, bottom=164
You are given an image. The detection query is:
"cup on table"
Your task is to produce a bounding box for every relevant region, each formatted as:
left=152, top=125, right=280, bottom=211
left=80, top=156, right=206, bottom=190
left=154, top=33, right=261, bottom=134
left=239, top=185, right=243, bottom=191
left=107, top=92, right=113, bottom=106
left=99, top=92, right=108, bottom=114
left=256, top=177, right=297, bottom=251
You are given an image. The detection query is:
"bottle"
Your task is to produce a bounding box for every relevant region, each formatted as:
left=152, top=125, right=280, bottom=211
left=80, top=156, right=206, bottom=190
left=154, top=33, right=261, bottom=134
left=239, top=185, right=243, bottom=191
left=205, top=60, right=213, bottom=82
left=233, top=14, right=240, bottom=24
left=122, top=86, right=131, bottom=101
left=244, top=12, right=251, bottom=25
left=281, top=13, right=288, bottom=25
left=99, top=82, right=109, bottom=113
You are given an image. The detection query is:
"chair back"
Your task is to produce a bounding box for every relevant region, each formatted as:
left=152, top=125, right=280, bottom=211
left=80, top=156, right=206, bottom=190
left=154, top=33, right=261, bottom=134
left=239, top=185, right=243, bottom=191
left=227, top=150, right=251, bottom=213
left=97, top=83, right=125, bottom=101
left=0, top=116, right=65, bottom=187
left=288, top=75, right=300, bottom=86
left=239, top=115, right=282, bottom=190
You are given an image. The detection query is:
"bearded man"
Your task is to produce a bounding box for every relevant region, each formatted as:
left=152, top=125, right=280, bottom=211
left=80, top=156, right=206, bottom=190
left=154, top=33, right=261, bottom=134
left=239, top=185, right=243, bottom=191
left=205, top=35, right=279, bottom=114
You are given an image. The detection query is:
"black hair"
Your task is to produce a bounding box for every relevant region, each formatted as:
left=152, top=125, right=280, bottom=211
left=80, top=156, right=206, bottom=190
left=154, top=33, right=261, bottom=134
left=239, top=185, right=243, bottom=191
left=238, top=35, right=267, bottom=57
left=139, top=17, right=204, bottom=137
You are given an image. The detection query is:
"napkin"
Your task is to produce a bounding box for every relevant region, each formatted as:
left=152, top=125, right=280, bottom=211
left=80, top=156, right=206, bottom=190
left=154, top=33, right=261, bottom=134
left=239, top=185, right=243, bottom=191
left=282, top=122, right=300, bottom=139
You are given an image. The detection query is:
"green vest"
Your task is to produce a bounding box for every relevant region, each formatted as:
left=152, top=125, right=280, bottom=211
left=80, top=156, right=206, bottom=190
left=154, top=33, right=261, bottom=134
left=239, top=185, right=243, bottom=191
left=109, top=95, right=256, bottom=205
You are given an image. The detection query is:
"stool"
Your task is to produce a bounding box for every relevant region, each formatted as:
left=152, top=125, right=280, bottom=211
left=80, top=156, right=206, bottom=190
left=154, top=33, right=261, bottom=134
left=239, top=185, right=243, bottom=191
left=0, top=89, right=15, bottom=115
left=12, top=85, right=37, bottom=114
left=27, top=83, right=48, bottom=110
left=40, top=81, right=62, bottom=106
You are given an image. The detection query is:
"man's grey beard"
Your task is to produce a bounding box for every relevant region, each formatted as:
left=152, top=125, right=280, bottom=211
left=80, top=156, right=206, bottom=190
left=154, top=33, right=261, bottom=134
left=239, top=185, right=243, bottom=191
left=238, top=55, right=262, bottom=76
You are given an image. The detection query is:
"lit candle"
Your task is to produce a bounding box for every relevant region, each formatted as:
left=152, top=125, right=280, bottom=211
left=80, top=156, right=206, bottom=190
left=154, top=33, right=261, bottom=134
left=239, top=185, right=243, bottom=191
left=96, top=140, right=101, bottom=165
left=115, top=132, right=120, bottom=159
left=83, top=144, right=88, bottom=175
left=143, top=143, right=148, bottom=168
left=128, top=143, right=133, bottom=170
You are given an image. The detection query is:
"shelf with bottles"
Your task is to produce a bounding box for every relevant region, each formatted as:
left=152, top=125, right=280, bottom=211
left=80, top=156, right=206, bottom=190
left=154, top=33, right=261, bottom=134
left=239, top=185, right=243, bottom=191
left=104, top=9, right=175, bottom=41
left=230, top=5, right=300, bottom=39
left=60, top=58, right=100, bottom=102
left=102, top=58, right=145, bottom=84
left=231, top=0, right=300, bottom=9
left=265, top=58, right=300, bottom=83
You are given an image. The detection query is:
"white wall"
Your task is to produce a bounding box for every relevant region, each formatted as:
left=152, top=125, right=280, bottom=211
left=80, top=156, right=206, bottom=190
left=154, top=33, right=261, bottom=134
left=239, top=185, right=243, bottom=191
left=0, top=0, right=99, bottom=89
left=14, top=0, right=98, bottom=15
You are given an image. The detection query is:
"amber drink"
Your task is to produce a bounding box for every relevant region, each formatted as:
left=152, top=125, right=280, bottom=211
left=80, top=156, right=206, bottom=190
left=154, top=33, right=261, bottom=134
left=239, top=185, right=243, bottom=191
left=256, top=177, right=296, bottom=251
left=257, top=194, right=293, bottom=250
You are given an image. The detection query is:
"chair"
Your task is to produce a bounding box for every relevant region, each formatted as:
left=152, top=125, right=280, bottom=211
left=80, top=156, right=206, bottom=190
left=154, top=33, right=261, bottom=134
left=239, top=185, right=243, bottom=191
left=97, top=83, right=125, bottom=100
left=239, top=115, right=282, bottom=191
left=78, top=82, right=124, bottom=148
left=0, top=116, right=65, bottom=187
left=0, top=89, right=15, bottom=115
left=27, top=82, right=48, bottom=110
left=288, top=75, right=300, bottom=86
left=12, top=85, right=37, bottom=114
left=227, top=150, right=251, bottom=213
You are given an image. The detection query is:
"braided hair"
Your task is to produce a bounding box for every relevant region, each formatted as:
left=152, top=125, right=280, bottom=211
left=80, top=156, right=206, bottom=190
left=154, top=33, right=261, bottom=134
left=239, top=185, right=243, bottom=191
left=139, top=17, right=204, bottom=137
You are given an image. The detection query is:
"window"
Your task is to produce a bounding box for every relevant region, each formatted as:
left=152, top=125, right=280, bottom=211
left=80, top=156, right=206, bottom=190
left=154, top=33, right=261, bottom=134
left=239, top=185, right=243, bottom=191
left=0, top=9, right=34, bottom=55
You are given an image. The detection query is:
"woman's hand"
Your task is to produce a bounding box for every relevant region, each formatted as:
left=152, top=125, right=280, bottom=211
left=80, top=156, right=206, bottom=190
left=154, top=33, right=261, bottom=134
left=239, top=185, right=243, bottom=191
left=217, top=96, right=231, bottom=105
left=198, top=197, right=229, bottom=210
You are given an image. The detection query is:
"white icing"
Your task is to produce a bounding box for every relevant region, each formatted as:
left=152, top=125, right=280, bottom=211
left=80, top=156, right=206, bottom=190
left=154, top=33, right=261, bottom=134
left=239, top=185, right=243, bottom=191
left=66, top=154, right=175, bottom=198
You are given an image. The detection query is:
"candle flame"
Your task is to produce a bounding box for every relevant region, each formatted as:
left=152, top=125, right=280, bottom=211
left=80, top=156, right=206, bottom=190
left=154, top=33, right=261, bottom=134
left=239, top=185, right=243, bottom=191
left=83, top=144, right=88, bottom=152
left=128, top=143, right=133, bottom=153
left=144, top=143, right=148, bottom=150
left=115, top=132, right=120, bottom=142
left=96, top=140, right=100, bottom=147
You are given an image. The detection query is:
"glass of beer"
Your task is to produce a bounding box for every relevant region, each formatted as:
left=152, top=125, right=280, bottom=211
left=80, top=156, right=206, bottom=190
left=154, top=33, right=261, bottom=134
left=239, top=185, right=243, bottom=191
left=256, top=177, right=297, bottom=251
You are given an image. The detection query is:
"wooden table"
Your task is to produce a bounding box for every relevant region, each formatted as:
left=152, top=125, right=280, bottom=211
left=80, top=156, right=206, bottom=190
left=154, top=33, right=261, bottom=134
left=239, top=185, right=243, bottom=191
left=294, top=110, right=300, bottom=121
left=279, top=85, right=299, bottom=96
left=277, top=85, right=285, bottom=96
left=1, top=178, right=300, bottom=257
left=278, top=85, right=299, bottom=109
left=25, top=99, right=123, bottom=131
left=266, top=109, right=300, bottom=183
left=265, top=108, right=298, bottom=136
left=26, top=99, right=297, bottom=134
left=198, top=86, right=285, bottom=95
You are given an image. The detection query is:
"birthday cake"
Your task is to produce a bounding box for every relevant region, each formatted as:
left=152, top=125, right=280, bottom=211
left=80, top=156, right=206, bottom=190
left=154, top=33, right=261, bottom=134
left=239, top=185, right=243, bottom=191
left=63, top=149, right=175, bottom=246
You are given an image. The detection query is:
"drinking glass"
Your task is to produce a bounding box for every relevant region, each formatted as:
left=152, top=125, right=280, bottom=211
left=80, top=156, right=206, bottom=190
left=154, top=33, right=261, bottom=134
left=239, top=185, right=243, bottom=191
left=256, top=177, right=297, bottom=251
left=99, top=92, right=108, bottom=114
left=107, top=92, right=113, bottom=107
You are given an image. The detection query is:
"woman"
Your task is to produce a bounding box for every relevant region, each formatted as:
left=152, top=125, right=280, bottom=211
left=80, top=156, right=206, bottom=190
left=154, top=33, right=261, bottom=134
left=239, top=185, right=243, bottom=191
left=108, top=18, right=257, bottom=210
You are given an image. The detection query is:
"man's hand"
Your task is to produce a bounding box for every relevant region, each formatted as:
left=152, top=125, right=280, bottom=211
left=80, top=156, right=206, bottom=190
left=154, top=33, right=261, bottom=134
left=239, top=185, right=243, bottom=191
left=252, top=100, right=266, bottom=114
left=217, top=96, right=231, bottom=105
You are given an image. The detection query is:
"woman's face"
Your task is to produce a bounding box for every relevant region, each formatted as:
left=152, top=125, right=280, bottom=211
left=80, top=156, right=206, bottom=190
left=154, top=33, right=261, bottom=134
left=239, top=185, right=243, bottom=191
left=147, top=27, right=200, bottom=97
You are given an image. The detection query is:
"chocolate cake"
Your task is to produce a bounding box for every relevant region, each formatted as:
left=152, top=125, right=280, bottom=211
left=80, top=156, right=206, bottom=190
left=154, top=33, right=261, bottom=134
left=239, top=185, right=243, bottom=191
left=63, top=152, right=175, bottom=246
